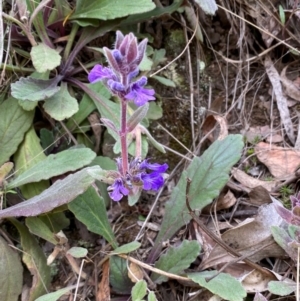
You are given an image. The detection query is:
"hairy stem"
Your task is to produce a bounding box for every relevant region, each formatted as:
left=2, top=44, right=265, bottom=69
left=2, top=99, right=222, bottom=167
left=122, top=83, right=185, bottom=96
left=120, top=99, right=129, bottom=174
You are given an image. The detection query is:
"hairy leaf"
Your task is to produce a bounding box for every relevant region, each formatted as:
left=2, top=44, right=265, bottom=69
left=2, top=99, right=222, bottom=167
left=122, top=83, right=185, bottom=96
left=268, top=280, right=296, bottom=296
left=0, top=236, right=23, bottom=301
left=43, top=83, right=79, bottom=120
left=31, top=43, right=61, bottom=73
left=188, top=271, right=246, bottom=301
left=26, top=217, right=57, bottom=244
left=149, top=135, right=243, bottom=262
left=9, top=219, right=51, bottom=301
left=13, top=126, right=49, bottom=199
left=67, top=247, right=88, bottom=258
left=112, top=241, right=141, bottom=254
left=35, top=286, right=74, bottom=301
left=69, top=186, right=117, bottom=248
left=152, top=240, right=200, bottom=283
left=73, top=0, right=155, bottom=20
left=8, top=148, right=96, bottom=189
left=0, top=97, right=34, bottom=166
left=0, top=166, right=101, bottom=218
left=132, top=280, right=147, bottom=301
left=194, top=0, right=218, bottom=15
left=11, top=76, right=61, bottom=102
left=110, top=256, right=133, bottom=294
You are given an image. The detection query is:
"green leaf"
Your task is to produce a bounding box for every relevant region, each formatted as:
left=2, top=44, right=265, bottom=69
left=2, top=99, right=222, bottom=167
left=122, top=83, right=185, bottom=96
left=188, top=271, right=246, bottom=301
left=35, top=286, right=74, bottom=301
left=0, top=236, right=23, bottom=301
left=152, top=75, right=176, bottom=87
left=26, top=217, right=57, bottom=244
left=194, top=0, right=218, bottom=15
left=8, top=148, right=96, bottom=189
left=152, top=240, right=200, bottom=283
left=14, top=126, right=49, bottom=199
left=39, top=212, right=70, bottom=233
left=0, top=166, right=100, bottom=218
left=65, top=91, right=97, bottom=131
left=132, top=280, right=147, bottom=301
left=0, top=97, right=34, bottom=166
left=148, top=292, right=157, bottom=301
left=11, top=76, right=61, bottom=101
left=110, top=256, right=133, bottom=294
left=279, top=5, right=285, bottom=25
left=68, top=186, right=117, bottom=248
left=31, top=43, right=61, bottom=73
left=72, top=0, right=155, bottom=20
left=9, top=219, right=51, bottom=301
left=147, top=102, right=163, bottom=120
left=268, top=280, right=296, bottom=296
left=67, top=247, right=88, bottom=258
left=150, top=135, right=243, bottom=261
left=43, top=83, right=79, bottom=120
left=112, top=241, right=141, bottom=254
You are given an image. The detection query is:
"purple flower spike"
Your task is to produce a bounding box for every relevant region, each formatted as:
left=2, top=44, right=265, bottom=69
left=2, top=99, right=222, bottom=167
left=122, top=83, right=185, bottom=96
left=108, top=178, right=129, bottom=202
left=88, top=65, right=116, bottom=83
left=142, top=172, right=164, bottom=191
left=125, top=77, right=155, bottom=106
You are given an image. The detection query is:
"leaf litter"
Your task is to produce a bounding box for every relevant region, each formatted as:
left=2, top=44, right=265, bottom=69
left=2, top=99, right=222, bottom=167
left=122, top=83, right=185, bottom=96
left=2, top=0, right=300, bottom=300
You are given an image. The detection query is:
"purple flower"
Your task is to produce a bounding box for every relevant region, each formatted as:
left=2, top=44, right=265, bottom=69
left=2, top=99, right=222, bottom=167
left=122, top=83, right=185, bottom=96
left=88, top=65, right=116, bottom=83
left=140, top=159, right=168, bottom=173
left=108, top=178, right=129, bottom=202
left=141, top=172, right=164, bottom=191
left=125, top=77, right=155, bottom=106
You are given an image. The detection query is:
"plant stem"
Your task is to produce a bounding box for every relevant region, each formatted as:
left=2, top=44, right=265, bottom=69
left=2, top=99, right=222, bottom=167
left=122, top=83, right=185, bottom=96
left=120, top=99, right=129, bottom=174
left=63, top=23, right=79, bottom=62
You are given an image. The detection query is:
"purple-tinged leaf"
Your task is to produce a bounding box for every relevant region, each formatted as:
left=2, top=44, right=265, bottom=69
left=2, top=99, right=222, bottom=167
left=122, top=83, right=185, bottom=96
left=126, top=102, right=149, bottom=132
left=0, top=166, right=102, bottom=218
left=103, top=47, right=120, bottom=73
left=8, top=148, right=96, bottom=189
left=101, top=118, right=118, bottom=134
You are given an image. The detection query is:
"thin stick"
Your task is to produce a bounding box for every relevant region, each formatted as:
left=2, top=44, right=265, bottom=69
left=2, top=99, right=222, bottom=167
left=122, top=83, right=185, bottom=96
left=181, top=15, right=196, bottom=152
left=150, top=22, right=198, bottom=77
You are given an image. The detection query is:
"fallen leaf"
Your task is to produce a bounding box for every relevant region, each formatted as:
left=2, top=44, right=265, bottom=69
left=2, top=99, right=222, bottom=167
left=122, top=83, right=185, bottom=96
left=203, top=190, right=236, bottom=213
left=248, top=186, right=272, bottom=206
left=97, top=260, right=110, bottom=301
left=280, top=66, right=300, bottom=102
left=232, top=168, right=277, bottom=192
left=200, top=203, right=285, bottom=271
left=128, top=262, right=144, bottom=283
left=265, top=56, right=295, bottom=144
left=202, top=115, right=228, bottom=142
left=255, top=142, right=300, bottom=178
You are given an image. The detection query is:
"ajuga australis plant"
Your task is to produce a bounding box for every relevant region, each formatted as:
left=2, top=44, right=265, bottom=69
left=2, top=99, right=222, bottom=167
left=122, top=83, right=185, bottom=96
left=88, top=31, right=168, bottom=201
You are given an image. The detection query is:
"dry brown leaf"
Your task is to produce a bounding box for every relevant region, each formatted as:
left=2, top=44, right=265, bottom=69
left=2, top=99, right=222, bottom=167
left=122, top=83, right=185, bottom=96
left=255, top=142, right=300, bottom=178
left=264, top=56, right=295, bottom=144
left=200, top=204, right=285, bottom=271
left=128, top=262, right=143, bottom=283
left=248, top=186, right=272, bottom=206
left=203, top=190, right=236, bottom=213
left=241, top=269, right=276, bottom=293
left=280, top=66, right=300, bottom=102
left=97, top=260, right=110, bottom=301
left=202, top=115, right=228, bottom=142
left=231, top=168, right=277, bottom=192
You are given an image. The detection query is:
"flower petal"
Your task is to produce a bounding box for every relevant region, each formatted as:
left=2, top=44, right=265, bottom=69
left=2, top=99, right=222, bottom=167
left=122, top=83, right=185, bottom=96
left=88, top=65, right=115, bottom=83
left=140, top=160, right=168, bottom=173
left=108, top=178, right=129, bottom=201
